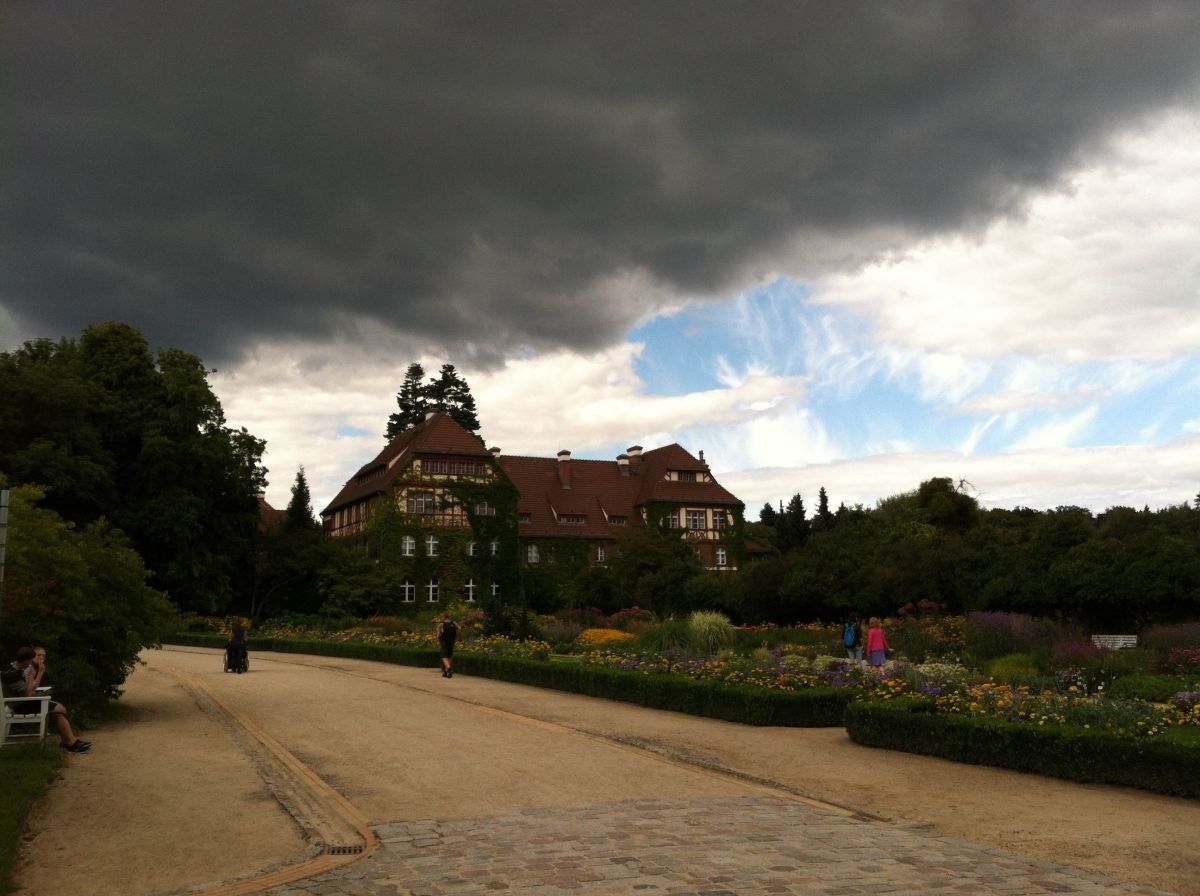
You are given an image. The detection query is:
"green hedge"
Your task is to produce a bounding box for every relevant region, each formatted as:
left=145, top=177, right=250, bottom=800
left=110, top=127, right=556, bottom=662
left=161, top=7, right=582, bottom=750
left=844, top=698, right=1200, bottom=798
left=1107, top=674, right=1193, bottom=703
left=163, top=635, right=850, bottom=726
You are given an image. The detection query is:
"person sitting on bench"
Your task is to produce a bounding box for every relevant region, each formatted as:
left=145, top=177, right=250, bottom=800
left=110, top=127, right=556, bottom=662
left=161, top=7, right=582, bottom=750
left=3, top=646, right=92, bottom=753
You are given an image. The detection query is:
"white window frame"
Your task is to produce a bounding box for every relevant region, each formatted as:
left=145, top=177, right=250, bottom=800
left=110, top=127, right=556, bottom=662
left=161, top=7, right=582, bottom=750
left=596, top=544, right=606, bottom=563
left=686, top=509, right=706, bottom=530
left=401, top=535, right=415, bottom=557
left=491, top=582, right=500, bottom=598
left=490, top=539, right=499, bottom=556
left=426, top=579, right=439, bottom=602
left=464, top=579, right=476, bottom=603
left=712, top=510, right=727, bottom=531
left=526, top=544, right=539, bottom=564
left=468, top=540, right=478, bottom=557
left=407, top=491, right=436, bottom=514
left=715, top=547, right=727, bottom=567
left=401, top=580, right=416, bottom=603
left=425, top=534, right=438, bottom=556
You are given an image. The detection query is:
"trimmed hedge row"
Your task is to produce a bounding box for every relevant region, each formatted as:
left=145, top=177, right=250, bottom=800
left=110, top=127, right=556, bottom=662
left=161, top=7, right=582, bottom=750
left=162, top=635, right=850, bottom=726
left=844, top=698, right=1200, bottom=798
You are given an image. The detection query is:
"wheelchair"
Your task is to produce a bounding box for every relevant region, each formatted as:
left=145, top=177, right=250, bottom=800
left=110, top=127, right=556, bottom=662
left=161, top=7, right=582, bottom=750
left=223, top=640, right=249, bottom=674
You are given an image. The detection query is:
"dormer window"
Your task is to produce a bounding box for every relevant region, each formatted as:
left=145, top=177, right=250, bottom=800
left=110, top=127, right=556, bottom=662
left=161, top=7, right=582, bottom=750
left=559, top=514, right=586, bottom=526
left=677, top=470, right=696, bottom=482
left=609, top=516, right=627, bottom=526
left=519, top=512, right=531, bottom=524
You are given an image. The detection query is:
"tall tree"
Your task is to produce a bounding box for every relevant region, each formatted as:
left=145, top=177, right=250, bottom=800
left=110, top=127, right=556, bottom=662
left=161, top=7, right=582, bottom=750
left=285, top=466, right=319, bottom=532
left=814, top=487, right=834, bottom=531
left=386, top=362, right=429, bottom=438
left=778, top=493, right=810, bottom=551
left=0, top=322, right=267, bottom=614
left=428, top=363, right=481, bottom=433
left=759, top=502, right=777, bottom=527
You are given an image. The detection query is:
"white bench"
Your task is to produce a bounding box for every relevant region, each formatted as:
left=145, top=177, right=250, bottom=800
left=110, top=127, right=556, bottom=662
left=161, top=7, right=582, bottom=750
left=1090, top=634, right=1138, bottom=650
left=3, top=694, right=52, bottom=745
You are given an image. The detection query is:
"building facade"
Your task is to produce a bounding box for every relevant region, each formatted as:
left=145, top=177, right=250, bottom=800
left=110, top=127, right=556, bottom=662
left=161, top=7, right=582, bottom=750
left=320, top=412, right=746, bottom=608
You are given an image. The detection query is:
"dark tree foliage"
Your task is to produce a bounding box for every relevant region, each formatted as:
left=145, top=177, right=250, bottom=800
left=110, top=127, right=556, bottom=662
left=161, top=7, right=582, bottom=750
left=814, top=486, right=834, bottom=531
left=723, top=479, right=1200, bottom=628
left=386, top=362, right=481, bottom=438
left=776, top=493, right=810, bottom=551
left=759, top=502, right=777, bottom=526
left=0, top=483, right=177, bottom=720
left=428, top=364, right=481, bottom=433
left=0, top=322, right=267, bottom=614
left=285, top=466, right=319, bottom=532
left=386, top=362, right=429, bottom=438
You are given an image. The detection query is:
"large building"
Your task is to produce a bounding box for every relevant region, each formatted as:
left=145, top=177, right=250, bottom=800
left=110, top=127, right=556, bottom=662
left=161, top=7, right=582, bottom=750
left=320, top=411, right=746, bottom=607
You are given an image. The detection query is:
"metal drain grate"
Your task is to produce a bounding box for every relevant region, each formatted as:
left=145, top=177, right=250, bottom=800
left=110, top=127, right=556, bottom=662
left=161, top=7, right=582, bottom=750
left=326, top=844, right=364, bottom=855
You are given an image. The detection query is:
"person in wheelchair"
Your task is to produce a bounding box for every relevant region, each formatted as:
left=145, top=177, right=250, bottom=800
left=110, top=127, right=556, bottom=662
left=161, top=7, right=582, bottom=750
left=224, top=624, right=249, bottom=673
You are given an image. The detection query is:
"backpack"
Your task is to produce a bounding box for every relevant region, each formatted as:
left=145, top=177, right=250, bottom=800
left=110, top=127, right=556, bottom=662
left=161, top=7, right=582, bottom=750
left=842, top=622, right=857, bottom=647
left=440, top=620, right=458, bottom=642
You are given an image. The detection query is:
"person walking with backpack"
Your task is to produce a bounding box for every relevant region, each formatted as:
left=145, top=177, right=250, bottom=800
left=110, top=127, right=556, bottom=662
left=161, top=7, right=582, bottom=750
left=866, top=617, right=890, bottom=668
left=436, top=614, right=459, bottom=678
left=842, top=617, right=864, bottom=663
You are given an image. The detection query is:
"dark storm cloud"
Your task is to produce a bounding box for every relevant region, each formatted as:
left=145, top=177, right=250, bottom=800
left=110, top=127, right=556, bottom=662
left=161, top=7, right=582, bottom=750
left=4, top=1, right=1200, bottom=363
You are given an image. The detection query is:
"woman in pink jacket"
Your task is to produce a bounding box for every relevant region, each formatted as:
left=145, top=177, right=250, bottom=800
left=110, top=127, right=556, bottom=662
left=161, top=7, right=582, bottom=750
left=866, top=617, right=890, bottom=667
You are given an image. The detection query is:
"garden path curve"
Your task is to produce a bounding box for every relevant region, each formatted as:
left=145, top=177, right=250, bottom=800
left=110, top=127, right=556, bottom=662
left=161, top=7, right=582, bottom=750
left=15, top=646, right=1200, bottom=895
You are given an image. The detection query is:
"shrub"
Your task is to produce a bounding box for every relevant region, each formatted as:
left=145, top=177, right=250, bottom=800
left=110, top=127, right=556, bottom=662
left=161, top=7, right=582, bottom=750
left=1140, top=621, right=1200, bottom=651
left=986, top=653, right=1042, bottom=681
left=688, top=611, right=736, bottom=655
left=844, top=699, right=1200, bottom=798
left=965, top=611, right=1066, bottom=667
left=1107, top=674, right=1197, bottom=703
left=889, top=615, right=966, bottom=662
left=608, top=606, right=655, bottom=630
left=541, top=617, right=587, bottom=651
left=1153, top=647, right=1200, bottom=676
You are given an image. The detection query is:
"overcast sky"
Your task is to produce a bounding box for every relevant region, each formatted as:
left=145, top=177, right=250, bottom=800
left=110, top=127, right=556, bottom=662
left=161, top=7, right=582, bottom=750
left=4, top=2, right=1199, bottom=517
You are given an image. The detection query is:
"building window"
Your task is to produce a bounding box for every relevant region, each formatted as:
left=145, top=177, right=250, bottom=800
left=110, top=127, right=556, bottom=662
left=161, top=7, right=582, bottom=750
left=715, top=547, right=727, bottom=567
left=401, top=535, right=415, bottom=557
left=693, top=546, right=702, bottom=560
left=712, top=510, right=727, bottom=531
left=401, top=579, right=416, bottom=603
left=407, top=491, right=436, bottom=514
left=559, top=514, right=586, bottom=526
left=596, top=544, right=606, bottom=563
left=526, top=544, right=540, bottom=564
left=663, top=512, right=680, bottom=529
left=491, top=582, right=500, bottom=598
left=426, top=579, right=439, bottom=602
left=519, top=512, right=531, bottom=524
left=678, top=470, right=696, bottom=482
left=474, top=500, right=496, bottom=516
left=686, top=509, right=706, bottom=530
left=468, top=541, right=478, bottom=557
left=425, top=534, right=439, bottom=556
left=609, top=516, right=627, bottom=526
left=464, top=579, right=476, bottom=603
left=490, top=539, right=499, bottom=556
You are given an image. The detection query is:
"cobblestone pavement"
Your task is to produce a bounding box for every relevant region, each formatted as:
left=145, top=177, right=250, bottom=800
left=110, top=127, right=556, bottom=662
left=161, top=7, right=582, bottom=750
left=261, top=795, right=1172, bottom=896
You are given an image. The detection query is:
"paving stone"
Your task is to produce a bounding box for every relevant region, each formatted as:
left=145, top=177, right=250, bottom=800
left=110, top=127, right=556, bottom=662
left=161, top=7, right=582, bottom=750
left=258, top=796, right=1173, bottom=896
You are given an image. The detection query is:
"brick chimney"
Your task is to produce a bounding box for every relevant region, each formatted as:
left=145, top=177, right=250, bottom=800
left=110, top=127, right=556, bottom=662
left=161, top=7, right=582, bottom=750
left=626, top=445, right=643, bottom=474
left=557, top=450, right=572, bottom=488
left=489, top=446, right=501, bottom=458
left=616, top=453, right=630, bottom=476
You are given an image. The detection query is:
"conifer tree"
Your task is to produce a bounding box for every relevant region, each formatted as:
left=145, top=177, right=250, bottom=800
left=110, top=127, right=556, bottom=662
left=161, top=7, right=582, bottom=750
left=285, top=466, right=318, bottom=531
left=759, top=502, right=777, bottom=526
left=386, top=362, right=429, bottom=438
left=428, top=363, right=481, bottom=433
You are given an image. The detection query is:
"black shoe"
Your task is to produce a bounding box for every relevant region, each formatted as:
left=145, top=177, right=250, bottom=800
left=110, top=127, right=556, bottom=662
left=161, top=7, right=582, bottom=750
left=447, top=669, right=453, bottom=678
left=63, top=740, right=91, bottom=753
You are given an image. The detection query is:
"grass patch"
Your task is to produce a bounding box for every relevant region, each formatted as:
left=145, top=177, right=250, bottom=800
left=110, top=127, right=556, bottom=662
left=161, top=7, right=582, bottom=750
left=0, top=745, right=63, bottom=895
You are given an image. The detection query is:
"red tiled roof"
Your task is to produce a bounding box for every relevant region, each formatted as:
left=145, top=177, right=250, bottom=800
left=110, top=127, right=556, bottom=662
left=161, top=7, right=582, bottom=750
left=498, top=444, right=743, bottom=539
left=320, top=412, right=490, bottom=515
left=257, top=496, right=287, bottom=533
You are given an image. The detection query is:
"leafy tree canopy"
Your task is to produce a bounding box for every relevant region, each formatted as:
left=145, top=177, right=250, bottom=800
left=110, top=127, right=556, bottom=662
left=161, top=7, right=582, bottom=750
left=0, top=322, right=267, bottom=614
